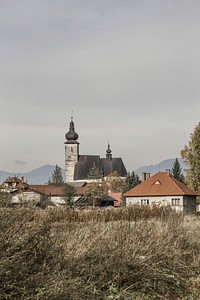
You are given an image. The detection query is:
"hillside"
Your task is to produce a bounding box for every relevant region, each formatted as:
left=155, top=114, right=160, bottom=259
left=0, top=165, right=65, bottom=184
left=135, top=158, right=186, bottom=177
left=0, top=158, right=185, bottom=184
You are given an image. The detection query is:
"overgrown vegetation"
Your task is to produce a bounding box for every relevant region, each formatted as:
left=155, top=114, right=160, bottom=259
left=0, top=206, right=200, bottom=299
left=106, top=171, right=125, bottom=192
left=181, top=121, right=200, bottom=195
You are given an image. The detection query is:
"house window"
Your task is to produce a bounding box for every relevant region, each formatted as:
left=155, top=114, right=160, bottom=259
left=171, top=198, right=180, bottom=206
left=141, top=199, right=149, bottom=206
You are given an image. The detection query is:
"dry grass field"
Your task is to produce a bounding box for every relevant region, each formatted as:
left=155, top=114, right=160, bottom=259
left=0, top=206, right=200, bottom=299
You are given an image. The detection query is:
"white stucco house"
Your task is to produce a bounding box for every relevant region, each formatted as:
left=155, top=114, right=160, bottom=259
left=124, top=172, right=197, bottom=214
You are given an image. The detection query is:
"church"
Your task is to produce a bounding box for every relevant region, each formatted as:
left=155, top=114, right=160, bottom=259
left=64, top=117, right=127, bottom=183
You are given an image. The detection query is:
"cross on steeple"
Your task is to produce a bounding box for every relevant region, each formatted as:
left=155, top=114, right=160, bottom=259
left=71, top=110, right=74, bottom=122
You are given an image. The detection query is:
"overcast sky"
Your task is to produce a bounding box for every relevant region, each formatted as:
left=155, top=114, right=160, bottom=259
left=1, top=0, right=200, bottom=173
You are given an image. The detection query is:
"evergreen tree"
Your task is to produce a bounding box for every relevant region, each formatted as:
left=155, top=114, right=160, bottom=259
left=123, top=171, right=140, bottom=193
left=87, top=162, right=103, bottom=181
left=171, top=158, right=185, bottom=182
left=50, top=165, right=64, bottom=184
left=181, top=122, right=200, bottom=194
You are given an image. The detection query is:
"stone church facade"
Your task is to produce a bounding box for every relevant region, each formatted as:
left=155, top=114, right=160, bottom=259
left=64, top=118, right=127, bottom=183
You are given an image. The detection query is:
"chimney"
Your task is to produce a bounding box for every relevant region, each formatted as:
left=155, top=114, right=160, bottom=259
left=166, top=169, right=171, bottom=176
left=142, top=172, right=150, bottom=182
left=146, top=172, right=151, bottom=180
left=21, top=176, right=24, bottom=183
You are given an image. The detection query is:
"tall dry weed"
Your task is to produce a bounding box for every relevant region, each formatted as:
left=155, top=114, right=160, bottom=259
left=0, top=206, right=200, bottom=299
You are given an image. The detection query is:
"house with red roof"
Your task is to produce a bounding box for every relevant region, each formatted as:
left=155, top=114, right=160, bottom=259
left=30, top=183, right=85, bottom=206
left=0, top=177, right=85, bottom=207
left=123, top=172, right=197, bottom=213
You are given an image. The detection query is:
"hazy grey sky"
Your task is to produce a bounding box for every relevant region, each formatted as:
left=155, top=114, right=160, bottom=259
left=1, top=0, right=200, bottom=172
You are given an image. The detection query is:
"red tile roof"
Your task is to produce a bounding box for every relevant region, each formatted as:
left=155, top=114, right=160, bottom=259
left=108, top=192, right=122, bottom=207
left=30, top=184, right=84, bottom=196
left=124, top=172, right=198, bottom=197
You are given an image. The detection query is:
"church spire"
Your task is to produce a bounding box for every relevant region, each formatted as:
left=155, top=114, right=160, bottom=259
left=65, top=115, right=79, bottom=144
left=106, top=142, right=112, bottom=160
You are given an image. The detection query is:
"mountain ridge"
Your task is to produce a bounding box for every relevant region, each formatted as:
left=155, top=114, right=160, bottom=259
left=134, top=158, right=186, bottom=177
left=0, top=158, right=186, bottom=184
left=0, top=164, right=65, bottom=185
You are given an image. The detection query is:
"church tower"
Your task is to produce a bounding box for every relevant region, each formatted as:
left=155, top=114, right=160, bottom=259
left=64, top=117, right=79, bottom=182
left=106, top=142, right=112, bottom=160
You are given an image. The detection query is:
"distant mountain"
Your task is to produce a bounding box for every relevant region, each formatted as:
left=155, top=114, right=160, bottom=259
left=135, top=158, right=186, bottom=178
left=0, top=158, right=186, bottom=184
left=0, top=165, right=65, bottom=184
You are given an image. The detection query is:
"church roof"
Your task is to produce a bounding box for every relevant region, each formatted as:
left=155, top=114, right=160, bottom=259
left=101, top=157, right=127, bottom=177
left=74, top=155, right=127, bottom=180
left=74, top=155, right=101, bottom=180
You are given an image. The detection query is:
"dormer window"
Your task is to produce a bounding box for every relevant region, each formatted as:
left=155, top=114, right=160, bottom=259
left=154, top=180, right=161, bottom=185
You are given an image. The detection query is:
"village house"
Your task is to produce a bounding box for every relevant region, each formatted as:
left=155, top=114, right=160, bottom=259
left=74, top=192, right=121, bottom=208
left=0, top=177, right=85, bottom=207
left=30, top=182, right=85, bottom=206
left=124, top=171, right=197, bottom=214
left=0, top=176, right=41, bottom=204
left=0, top=176, right=122, bottom=208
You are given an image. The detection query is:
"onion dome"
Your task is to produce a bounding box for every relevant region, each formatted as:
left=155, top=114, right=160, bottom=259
left=106, top=142, right=112, bottom=159
left=65, top=117, right=79, bottom=143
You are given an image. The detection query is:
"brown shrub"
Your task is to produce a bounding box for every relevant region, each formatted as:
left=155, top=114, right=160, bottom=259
left=0, top=206, right=200, bottom=299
